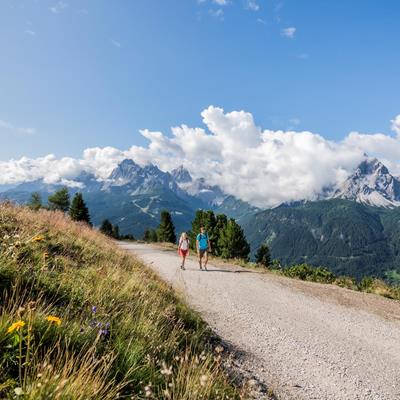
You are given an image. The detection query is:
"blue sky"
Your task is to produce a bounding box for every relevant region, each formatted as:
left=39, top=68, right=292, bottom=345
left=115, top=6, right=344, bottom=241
left=1, top=0, right=400, bottom=161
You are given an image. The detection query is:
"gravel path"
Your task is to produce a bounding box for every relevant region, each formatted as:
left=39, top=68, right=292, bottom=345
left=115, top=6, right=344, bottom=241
left=118, top=242, right=400, bottom=400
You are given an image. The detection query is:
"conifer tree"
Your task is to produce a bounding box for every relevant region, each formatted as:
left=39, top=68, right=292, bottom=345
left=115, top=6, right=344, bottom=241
left=157, top=210, right=176, bottom=243
left=256, top=243, right=271, bottom=268
left=143, top=229, right=158, bottom=242
left=69, top=193, right=91, bottom=225
left=213, top=214, right=228, bottom=256
left=100, top=219, right=113, bottom=237
left=218, top=218, right=250, bottom=260
left=112, top=224, right=120, bottom=239
left=48, top=187, right=70, bottom=212
left=28, top=192, right=42, bottom=211
left=143, top=229, right=151, bottom=242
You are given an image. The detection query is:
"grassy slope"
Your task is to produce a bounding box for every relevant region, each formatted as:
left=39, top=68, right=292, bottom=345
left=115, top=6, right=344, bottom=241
left=0, top=204, right=241, bottom=399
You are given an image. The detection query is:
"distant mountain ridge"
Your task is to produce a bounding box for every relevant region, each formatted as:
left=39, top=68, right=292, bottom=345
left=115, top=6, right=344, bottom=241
left=0, top=159, right=257, bottom=237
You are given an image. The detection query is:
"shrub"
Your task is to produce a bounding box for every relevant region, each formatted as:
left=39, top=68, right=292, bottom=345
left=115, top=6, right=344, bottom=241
left=283, top=264, right=335, bottom=283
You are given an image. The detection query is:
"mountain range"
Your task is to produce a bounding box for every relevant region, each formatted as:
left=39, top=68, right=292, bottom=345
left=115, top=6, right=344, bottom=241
left=2, top=157, right=400, bottom=281
left=0, top=159, right=257, bottom=237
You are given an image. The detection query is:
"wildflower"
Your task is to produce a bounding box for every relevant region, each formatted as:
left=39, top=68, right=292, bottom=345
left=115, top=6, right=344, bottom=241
left=144, top=383, right=153, bottom=398
left=7, top=320, right=25, bottom=334
left=14, top=388, right=23, bottom=396
left=160, top=362, right=173, bottom=376
left=46, top=316, right=61, bottom=326
left=32, top=235, right=45, bottom=242
left=215, top=345, right=224, bottom=354
left=200, top=375, right=208, bottom=387
left=91, top=306, right=97, bottom=313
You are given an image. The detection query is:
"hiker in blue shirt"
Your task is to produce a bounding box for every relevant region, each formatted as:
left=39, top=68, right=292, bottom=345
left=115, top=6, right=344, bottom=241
left=196, top=226, right=211, bottom=270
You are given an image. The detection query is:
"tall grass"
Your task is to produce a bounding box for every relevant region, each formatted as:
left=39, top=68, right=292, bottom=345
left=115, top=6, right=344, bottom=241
left=0, top=204, right=242, bottom=399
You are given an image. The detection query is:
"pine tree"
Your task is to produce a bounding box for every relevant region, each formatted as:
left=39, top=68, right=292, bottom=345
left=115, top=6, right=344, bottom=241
left=100, top=219, right=113, bottom=237
left=28, top=192, right=42, bottom=211
left=157, top=210, right=176, bottom=243
left=143, top=229, right=158, bottom=242
left=112, top=224, right=120, bottom=239
left=218, top=218, right=250, bottom=260
left=48, top=187, right=70, bottom=212
left=213, top=214, right=228, bottom=256
left=256, top=243, right=271, bottom=268
left=143, top=229, right=151, bottom=242
left=150, top=229, right=158, bottom=242
left=69, top=193, right=91, bottom=225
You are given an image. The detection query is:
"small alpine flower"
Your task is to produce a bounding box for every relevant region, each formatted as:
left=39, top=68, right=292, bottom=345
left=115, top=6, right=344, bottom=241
left=46, top=316, right=61, bottom=326
left=32, top=235, right=45, bottom=242
left=7, top=320, right=25, bottom=334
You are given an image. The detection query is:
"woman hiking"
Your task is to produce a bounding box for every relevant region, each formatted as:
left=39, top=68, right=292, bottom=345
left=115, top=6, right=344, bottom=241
left=178, top=232, right=190, bottom=270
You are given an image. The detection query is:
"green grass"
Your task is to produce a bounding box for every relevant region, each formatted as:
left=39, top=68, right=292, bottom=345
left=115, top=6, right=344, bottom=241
left=0, top=204, right=242, bottom=399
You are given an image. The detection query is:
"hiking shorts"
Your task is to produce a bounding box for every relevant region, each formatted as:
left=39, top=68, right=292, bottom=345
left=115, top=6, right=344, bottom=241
left=179, top=249, right=188, bottom=257
left=199, top=248, right=208, bottom=258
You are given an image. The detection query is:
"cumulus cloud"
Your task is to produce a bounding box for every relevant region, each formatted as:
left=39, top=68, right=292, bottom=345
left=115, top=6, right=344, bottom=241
left=50, top=1, right=68, bottom=14
left=245, top=0, right=260, bottom=11
left=391, top=115, right=400, bottom=137
left=2, top=108, right=400, bottom=208
left=0, top=119, right=36, bottom=136
left=281, top=27, right=296, bottom=39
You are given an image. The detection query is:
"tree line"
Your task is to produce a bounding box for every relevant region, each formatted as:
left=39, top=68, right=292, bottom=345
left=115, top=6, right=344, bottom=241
left=29, top=188, right=135, bottom=240
left=29, top=188, right=271, bottom=266
left=29, top=188, right=91, bottom=224
left=142, top=209, right=272, bottom=267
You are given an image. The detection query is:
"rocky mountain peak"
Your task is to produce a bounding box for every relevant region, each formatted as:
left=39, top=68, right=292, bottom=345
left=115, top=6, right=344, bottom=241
left=171, top=165, right=192, bottom=183
left=333, top=158, right=400, bottom=207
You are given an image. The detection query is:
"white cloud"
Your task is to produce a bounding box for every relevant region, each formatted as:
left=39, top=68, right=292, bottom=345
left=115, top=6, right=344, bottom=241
left=281, top=26, right=296, bottom=39
left=245, top=0, right=260, bottom=11
left=391, top=115, right=400, bottom=137
left=209, top=8, right=224, bottom=19
left=3, top=108, right=400, bottom=208
left=25, top=30, right=36, bottom=36
left=0, top=119, right=36, bottom=136
left=50, top=1, right=68, bottom=14
left=110, top=39, right=121, bottom=48
left=213, top=0, right=228, bottom=5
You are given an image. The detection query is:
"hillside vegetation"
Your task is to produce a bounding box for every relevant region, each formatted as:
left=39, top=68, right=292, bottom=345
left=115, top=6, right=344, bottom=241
left=0, top=204, right=240, bottom=399
left=242, top=199, right=400, bottom=281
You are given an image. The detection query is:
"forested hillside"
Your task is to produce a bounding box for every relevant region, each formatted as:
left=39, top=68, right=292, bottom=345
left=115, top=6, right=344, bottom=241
left=242, top=199, right=400, bottom=280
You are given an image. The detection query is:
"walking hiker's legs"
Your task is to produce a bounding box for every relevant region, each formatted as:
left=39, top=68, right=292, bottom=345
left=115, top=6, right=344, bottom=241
left=203, top=250, right=208, bottom=270
left=198, top=250, right=203, bottom=269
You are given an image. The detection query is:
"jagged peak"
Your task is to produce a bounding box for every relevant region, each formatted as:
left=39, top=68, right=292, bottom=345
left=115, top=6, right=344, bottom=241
left=171, top=165, right=192, bottom=183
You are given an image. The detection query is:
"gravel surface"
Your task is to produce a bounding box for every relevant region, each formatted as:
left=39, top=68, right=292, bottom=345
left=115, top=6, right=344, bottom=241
left=118, top=242, right=400, bottom=400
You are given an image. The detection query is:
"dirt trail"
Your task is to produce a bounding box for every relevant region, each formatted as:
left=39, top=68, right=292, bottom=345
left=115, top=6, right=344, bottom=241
left=118, top=242, right=400, bottom=400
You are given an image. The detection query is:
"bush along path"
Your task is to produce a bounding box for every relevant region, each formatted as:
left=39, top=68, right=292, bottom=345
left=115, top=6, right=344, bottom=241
left=122, top=241, right=400, bottom=400
left=0, top=204, right=243, bottom=399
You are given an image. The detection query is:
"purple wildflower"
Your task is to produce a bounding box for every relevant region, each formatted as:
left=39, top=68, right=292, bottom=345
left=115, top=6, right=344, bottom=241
left=91, top=306, right=97, bottom=313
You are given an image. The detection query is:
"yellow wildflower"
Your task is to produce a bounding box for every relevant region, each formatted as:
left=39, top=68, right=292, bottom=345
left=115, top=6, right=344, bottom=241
left=46, top=316, right=61, bottom=326
left=7, top=320, right=25, bottom=334
left=32, top=235, right=45, bottom=242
